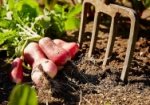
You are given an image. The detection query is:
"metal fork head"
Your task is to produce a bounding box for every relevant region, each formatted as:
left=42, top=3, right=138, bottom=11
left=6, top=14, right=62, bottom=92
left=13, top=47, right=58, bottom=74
left=78, top=0, right=139, bottom=82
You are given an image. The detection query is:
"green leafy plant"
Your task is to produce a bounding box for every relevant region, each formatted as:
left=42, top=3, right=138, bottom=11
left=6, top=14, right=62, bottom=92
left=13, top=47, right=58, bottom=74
left=44, top=3, right=82, bottom=38
left=0, top=0, right=42, bottom=57
left=0, top=0, right=81, bottom=59
left=8, top=84, right=38, bottom=105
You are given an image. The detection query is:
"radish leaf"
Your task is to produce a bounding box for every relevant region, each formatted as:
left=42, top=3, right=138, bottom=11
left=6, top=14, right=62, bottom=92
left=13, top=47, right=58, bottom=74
left=8, top=84, right=38, bottom=105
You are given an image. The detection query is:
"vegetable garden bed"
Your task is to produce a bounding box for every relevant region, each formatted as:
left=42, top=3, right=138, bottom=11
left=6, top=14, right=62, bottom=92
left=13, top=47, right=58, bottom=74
left=0, top=0, right=150, bottom=105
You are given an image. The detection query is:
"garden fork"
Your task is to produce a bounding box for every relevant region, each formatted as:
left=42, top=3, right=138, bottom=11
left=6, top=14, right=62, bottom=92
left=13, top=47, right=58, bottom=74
left=78, top=0, right=139, bottom=82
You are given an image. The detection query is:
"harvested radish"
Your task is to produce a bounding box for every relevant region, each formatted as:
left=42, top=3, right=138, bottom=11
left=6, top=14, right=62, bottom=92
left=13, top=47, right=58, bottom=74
left=10, top=57, right=23, bottom=83
left=53, top=39, right=79, bottom=58
left=24, top=42, right=45, bottom=67
left=38, top=58, right=58, bottom=78
left=24, top=42, right=57, bottom=79
left=31, top=65, right=48, bottom=87
left=39, top=37, right=70, bottom=66
left=31, top=69, right=44, bottom=86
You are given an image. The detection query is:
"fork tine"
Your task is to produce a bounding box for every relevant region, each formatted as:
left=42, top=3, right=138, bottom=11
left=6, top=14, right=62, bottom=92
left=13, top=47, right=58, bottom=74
left=88, top=11, right=100, bottom=57
left=102, top=13, right=119, bottom=68
left=109, top=4, right=139, bottom=81
left=120, top=10, right=139, bottom=81
left=78, top=2, right=93, bottom=46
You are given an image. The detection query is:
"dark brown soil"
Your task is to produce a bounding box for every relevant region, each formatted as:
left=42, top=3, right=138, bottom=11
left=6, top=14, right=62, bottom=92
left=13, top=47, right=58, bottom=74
left=0, top=9, right=150, bottom=105
left=36, top=23, right=150, bottom=105
left=35, top=13, right=150, bottom=104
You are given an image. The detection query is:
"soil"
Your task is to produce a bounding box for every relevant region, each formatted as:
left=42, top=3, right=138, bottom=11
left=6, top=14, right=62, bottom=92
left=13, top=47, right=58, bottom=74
left=0, top=9, right=150, bottom=105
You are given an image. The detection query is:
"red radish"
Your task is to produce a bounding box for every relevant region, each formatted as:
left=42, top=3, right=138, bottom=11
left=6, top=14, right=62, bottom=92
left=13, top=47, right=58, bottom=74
left=31, top=66, right=48, bottom=87
left=53, top=39, right=79, bottom=58
left=37, top=58, right=57, bottom=78
left=24, top=42, right=57, bottom=79
left=31, top=66, right=50, bottom=87
left=10, top=57, right=23, bottom=83
left=31, top=69, right=43, bottom=86
left=24, top=42, right=45, bottom=67
left=39, top=37, right=70, bottom=66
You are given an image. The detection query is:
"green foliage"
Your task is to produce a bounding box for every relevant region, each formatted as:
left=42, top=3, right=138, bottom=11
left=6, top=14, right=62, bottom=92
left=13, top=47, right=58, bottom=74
left=45, top=0, right=57, bottom=10
left=66, top=4, right=82, bottom=18
left=0, top=30, right=17, bottom=45
left=8, top=84, right=38, bottom=105
left=143, top=0, right=150, bottom=8
left=0, top=30, right=19, bottom=56
left=55, top=3, right=81, bottom=30
left=65, top=17, right=80, bottom=30
left=65, top=4, right=81, bottom=30
left=7, top=0, right=42, bottom=24
left=0, top=0, right=43, bottom=57
left=0, top=0, right=81, bottom=58
left=45, top=3, right=81, bottom=38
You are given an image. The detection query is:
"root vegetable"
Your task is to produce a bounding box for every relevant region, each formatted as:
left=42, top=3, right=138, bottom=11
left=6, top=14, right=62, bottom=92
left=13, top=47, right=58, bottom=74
left=31, top=69, right=44, bottom=86
left=23, top=42, right=45, bottom=67
left=53, top=39, right=79, bottom=58
left=39, top=37, right=70, bottom=66
left=38, top=58, right=58, bottom=78
left=24, top=42, right=57, bottom=79
left=10, top=57, right=23, bottom=83
left=31, top=65, right=48, bottom=87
